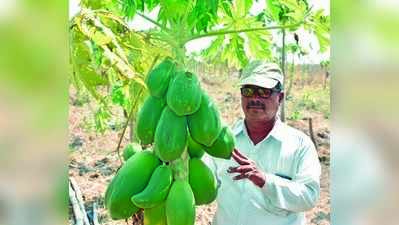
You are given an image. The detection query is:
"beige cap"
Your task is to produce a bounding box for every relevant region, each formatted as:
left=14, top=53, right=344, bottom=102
left=240, top=61, right=283, bottom=89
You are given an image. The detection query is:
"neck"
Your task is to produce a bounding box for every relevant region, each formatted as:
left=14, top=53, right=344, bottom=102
left=245, top=117, right=276, bottom=145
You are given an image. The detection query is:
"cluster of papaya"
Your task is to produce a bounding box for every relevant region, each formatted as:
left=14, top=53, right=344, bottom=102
left=105, top=58, right=235, bottom=225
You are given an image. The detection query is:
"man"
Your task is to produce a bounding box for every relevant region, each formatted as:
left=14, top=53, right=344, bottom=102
left=204, top=61, right=321, bottom=225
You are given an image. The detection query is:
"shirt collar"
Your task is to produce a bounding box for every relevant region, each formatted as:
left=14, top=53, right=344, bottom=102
left=232, top=118, right=285, bottom=142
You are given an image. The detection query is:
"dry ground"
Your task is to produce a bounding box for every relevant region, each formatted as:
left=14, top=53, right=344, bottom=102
left=69, top=69, right=330, bottom=225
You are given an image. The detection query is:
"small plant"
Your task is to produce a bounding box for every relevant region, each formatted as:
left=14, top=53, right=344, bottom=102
left=287, top=86, right=330, bottom=120
left=288, top=110, right=303, bottom=121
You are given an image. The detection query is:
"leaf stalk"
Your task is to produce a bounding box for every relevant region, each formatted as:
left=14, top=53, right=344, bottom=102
left=184, top=22, right=304, bottom=43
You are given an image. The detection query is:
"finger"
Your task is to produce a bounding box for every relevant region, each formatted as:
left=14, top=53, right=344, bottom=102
left=233, top=173, right=248, bottom=180
left=245, top=171, right=256, bottom=179
left=228, top=165, right=253, bottom=173
left=233, top=148, right=248, bottom=160
left=232, top=153, right=250, bottom=165
left=227, top=166, right=238, bottom=173
left=232, top=149, right=246, bottom=161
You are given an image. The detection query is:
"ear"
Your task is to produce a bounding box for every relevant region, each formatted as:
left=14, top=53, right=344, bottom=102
left=278, top=92, right=284, bottom=103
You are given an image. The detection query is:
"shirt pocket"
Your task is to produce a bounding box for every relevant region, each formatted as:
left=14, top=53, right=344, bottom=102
left=247, top=182, right=291, bottom=217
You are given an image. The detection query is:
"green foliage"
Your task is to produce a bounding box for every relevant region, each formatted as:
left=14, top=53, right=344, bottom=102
left=110, top=83, right=127, bottom=106
left=320, top=60, right=330, bottom=71
left=288, top=110, right=303, bottom=120
left=94, top=104, right=111, bottom=133
left=187, top=0, right=219, bottom=33
left=69, top=9, right=172, bottom=134
left=202, top=1, right=274, bottom=68
left=304, top=9, right=330, bottom=52
left=287, top=86, right=330, bottom=120
left=266, top=0, right=308, bottom=25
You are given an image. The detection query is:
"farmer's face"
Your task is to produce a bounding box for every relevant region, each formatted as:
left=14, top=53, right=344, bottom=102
left=240, top=85, right=283, bottom=122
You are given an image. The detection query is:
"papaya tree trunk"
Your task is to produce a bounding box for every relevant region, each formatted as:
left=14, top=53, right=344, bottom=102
left=280, top=28, right=286, bottom=122
left=286, top=54, right=295, bottom=99
left=324, top=71, right=329, bottom=89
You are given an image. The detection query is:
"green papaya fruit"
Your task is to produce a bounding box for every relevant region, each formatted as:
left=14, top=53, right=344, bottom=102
left=136, top=96, right=166, bottom=145
left=188, top=92, right=222, bottom=147
left=105, top=150, right=161, bottom=220
left=166, top=180, right=196, bottom=225
left=144, top=202, right=167, bottom=225
left=122, top=142, right=141, bottom=161
left=154, top=107, right=187, bottom=161
left=166, top=71, right=202, bottom=116
left=204, top=126, right=235, bottom=159
left=104, top=176, right=115, bottom=208
left=189, top=158, right=217, bottom=205
left=187, top=133, right=205, bottom=158
left=131, top=165, right=173, bottom=208
left=146, top=58, right=176, bottom=98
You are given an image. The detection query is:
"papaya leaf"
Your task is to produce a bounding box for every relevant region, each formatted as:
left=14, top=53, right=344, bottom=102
left=220, top=34, right=248, bottom=68
left=144, top=0, right=161, bottom=11
left=315, top=28, right=329, bottom=52
left=221, top=0, right=233, bottom=17
left=232, top=34, right=248, bottom=67
left=121, top=0, right=137, bottom=20
left=201, top=12, right=274, bottom=69
left=235, top=0, right=253, bottom=17
left=159, top=0, right=190, bottom=21
left=266, top=0, right=282, bottom=21
left=94, top=105, right=111, bottom=134
left=304, top=9, right=330, bottom=53
left=187, top=0, right=219, bottom=33
left=80, top=0, right=112, bottom=10
left=111, top=84, right=126, bottom=106
left=92, top=30, right=112, bottom=45
left=202, top=35, right=225, bottom=59
left=246, top=29, right=272, bottom=60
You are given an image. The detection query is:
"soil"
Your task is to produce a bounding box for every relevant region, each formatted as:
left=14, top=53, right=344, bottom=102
left=69, top=70, right=330, bottom=225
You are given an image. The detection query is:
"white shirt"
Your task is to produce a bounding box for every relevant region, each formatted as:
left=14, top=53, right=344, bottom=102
left=203, top=119, right=321, bottom=225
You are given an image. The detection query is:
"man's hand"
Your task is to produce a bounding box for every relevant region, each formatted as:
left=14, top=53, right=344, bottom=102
left=227, top=148, right=266, bottom=188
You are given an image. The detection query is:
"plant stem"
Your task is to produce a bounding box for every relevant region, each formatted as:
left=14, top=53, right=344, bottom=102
left=184, top=22, right=303, bottom=43
left=136, top=12, right=170, bottom=32
left=115, top=89, right=143, bottom=165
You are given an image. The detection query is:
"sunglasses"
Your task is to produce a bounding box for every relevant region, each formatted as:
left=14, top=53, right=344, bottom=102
left=240, top=86, right=280, bottom=98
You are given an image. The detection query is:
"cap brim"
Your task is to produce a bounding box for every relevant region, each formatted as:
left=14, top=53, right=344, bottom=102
left=240, top=76, right=279, bottom=89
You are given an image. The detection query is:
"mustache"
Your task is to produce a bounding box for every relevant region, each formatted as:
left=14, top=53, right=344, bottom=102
left=246, top=100, right=265, bottom=109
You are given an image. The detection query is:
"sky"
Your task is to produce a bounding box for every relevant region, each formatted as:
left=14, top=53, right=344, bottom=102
left=69, top=0, right=330, bottom=64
